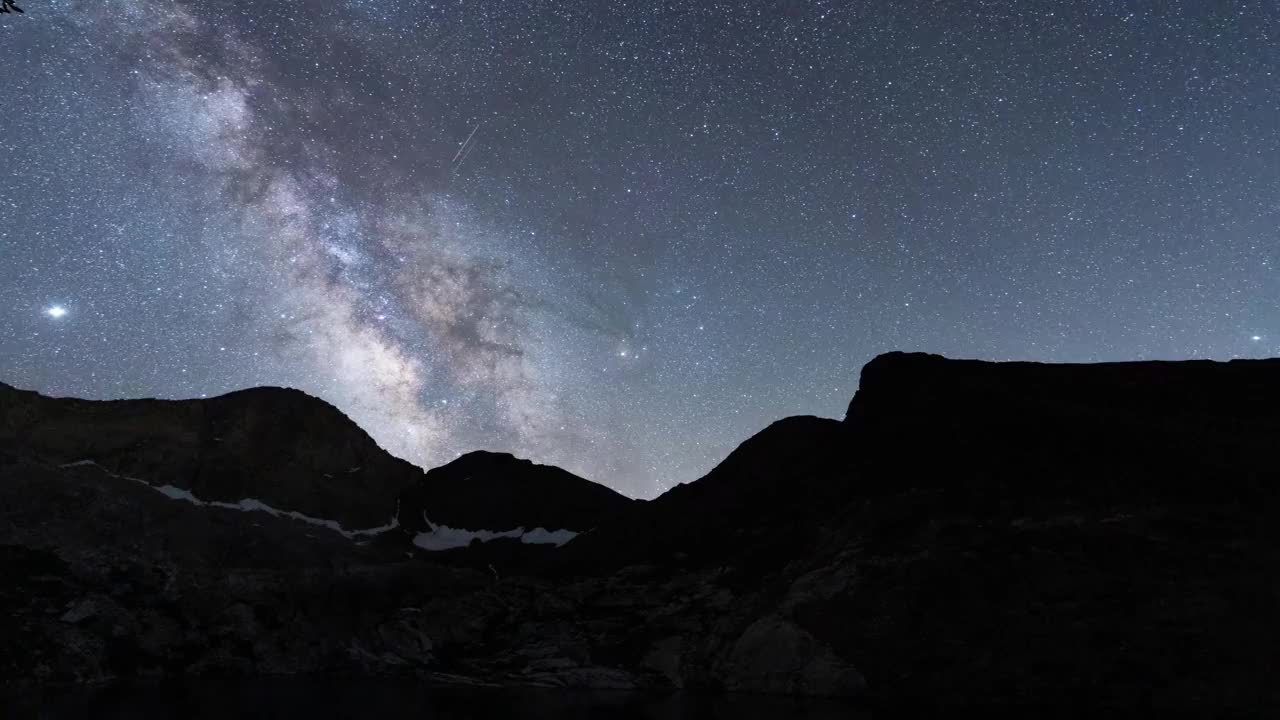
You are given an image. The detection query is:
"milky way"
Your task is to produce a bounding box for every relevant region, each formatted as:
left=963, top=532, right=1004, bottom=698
left=3, top=1, right=1278, bottom=497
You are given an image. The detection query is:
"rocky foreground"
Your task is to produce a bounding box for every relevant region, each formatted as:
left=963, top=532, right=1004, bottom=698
left=2, top=352, right=1279, bottom=712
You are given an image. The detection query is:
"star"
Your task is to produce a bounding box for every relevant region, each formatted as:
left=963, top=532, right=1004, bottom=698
left=1, top=0, right=1277, bottom=499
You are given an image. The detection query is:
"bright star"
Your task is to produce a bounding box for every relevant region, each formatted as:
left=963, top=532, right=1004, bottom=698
left=45, top=305, right=67, bottom=319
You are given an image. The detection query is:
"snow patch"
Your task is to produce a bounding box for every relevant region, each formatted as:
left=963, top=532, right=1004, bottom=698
left=59, top=460, right=400, bottom=540
left=60, top=460, right=574, bottom=549
left=156, top=484, right=201, bottom=502
left=412, top=512, right=577, bottom=551
left=520, top=527, right=578, bottom=546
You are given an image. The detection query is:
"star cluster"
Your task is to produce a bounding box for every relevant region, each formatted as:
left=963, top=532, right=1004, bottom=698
left=2, top=0, right=1277, bottom=497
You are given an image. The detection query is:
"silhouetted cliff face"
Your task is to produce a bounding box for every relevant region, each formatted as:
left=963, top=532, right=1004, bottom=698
left=3, top=353, right=1280, bottom=711
left=0, top=383, right=416, bottom=528
left=844, top=351, right=1280, bottom=500
left=560, top=415, right=853, bottom=574
left=849, top=351, right=1280, bottom=426
left=566, top=352, right=1280, bottom=574
left=0, top=384, right=626, bottom=538
left=397, top=451, right=634, bottom=534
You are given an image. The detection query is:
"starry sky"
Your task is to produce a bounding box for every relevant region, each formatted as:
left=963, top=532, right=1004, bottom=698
left=2, top=1, right=1277, bottom=498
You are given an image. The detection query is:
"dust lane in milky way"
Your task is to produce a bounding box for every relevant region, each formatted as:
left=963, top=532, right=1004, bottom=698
left=2, top=1, right=1278, bottom=497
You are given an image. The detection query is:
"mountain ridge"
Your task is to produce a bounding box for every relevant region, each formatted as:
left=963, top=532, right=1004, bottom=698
left=3, top=352, right=1279, bottom=710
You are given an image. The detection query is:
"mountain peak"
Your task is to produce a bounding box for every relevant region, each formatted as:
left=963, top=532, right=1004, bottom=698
left=5, top=353, right=1280, bottom=707
left=844, top=351, right=1280, bottom=499
left=0, top=381, right=419, bottom=527
left=397, top=448, right=632, bottom=534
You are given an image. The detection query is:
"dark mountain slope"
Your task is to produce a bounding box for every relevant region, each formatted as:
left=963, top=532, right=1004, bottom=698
left=569, top=350, right=1280, bottom=575
left=0, top=383, right=628, bottom=539
left=554, top=352, right=1280, bottom=706
left=0, top=383, right=415, bottom=528
left=3, top=353, right=1280, bottom=711
left=559, top=415, right=854, bottom=576
left=397, top=450, right=633, bottom=534
left=845, top=351, right=1280, bottom=501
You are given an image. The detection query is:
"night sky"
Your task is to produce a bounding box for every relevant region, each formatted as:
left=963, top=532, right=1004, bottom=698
left=2, top=1, right=1277, bottom=498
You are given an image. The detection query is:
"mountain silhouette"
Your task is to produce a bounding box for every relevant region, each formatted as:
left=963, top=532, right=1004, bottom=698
left=2, top=351, right=1278, bottom=711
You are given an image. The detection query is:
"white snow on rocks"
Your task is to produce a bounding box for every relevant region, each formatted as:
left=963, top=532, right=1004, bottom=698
left=59, top=460, right=399, bottom=539
left=58, top=460, right=578, bottom=549
left=412, top=512, right=577, bottom=551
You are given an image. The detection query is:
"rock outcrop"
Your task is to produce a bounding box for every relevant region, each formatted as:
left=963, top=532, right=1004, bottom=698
left=397, top=450, right=634, bottom=535
left=2, top=352, right=1279, bottom=712
left=0, top=383, right=416, bottom=528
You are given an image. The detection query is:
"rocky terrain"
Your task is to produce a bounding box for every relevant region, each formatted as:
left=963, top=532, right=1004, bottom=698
left=2, top=351, right=1279, bottom=712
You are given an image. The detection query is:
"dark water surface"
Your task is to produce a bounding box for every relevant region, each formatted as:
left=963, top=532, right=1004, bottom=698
left=6, top=679, right=871, bottom=719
